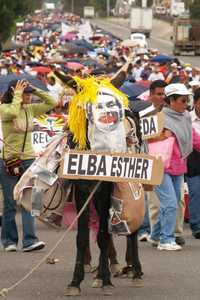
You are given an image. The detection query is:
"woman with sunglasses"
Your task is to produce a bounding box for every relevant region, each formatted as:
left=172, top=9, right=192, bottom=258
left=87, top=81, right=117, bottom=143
left=0, top=79, right=56, bottom=252
left=149, top=83, right=200, bottom=251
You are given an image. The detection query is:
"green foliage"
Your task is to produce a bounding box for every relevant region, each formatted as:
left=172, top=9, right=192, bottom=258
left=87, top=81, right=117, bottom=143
left=0, top=0, right=43, bottom=43
left=190, top=0, right=200, bottom=20
left=62, top=0, right=117, bottom=16
left=134, top=0, right=153, bottom=7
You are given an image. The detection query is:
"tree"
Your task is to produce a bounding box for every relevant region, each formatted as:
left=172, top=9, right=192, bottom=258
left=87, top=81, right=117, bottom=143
left=134, top=0, right=153, bottom=7
left=0, top=2, right=15, bottom=42
left=61, top=0, right=117, bottom=16
left=0, top=0, right=43, bottom=43
left=190, top=0, right=200, bottom=20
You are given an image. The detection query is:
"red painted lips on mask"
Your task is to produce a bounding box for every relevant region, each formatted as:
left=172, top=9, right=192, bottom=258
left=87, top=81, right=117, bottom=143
left=98, top=112, right=118, bottom=124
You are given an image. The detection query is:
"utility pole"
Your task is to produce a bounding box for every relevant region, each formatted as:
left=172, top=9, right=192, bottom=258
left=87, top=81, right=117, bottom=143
left=71, top=0, right=74, bottom=13
left=107, top=0, right=110, bottom=17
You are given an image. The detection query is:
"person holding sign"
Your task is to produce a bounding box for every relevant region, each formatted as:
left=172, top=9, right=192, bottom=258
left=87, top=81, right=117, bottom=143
left=150, top=83, right=200, bottom=251
left=0, top=79, right=56, bottom=252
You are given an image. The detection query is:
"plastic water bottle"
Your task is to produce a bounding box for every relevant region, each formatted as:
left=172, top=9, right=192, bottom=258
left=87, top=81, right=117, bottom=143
left=31, top=187, right=43, bottom=217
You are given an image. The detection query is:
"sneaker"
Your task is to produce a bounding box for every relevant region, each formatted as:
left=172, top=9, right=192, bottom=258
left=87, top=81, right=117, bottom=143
left=22, top=241, right=45, bottom=252
left=138, top=233, right=149, bottom=242
left=157, top=242, right=182, bottom=251
left=110, top=263, right=121, bottom=277
left=175, top=236, right=185, bottom=246
left=4, top=244, right=17, bottom=252
left=193, top=231, right=200, bottom=239
left=147, top=236, right=159, bottom=247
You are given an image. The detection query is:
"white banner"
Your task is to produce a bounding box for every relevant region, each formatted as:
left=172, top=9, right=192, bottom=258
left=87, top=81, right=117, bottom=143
left=61, top=150, right=164, bottom=185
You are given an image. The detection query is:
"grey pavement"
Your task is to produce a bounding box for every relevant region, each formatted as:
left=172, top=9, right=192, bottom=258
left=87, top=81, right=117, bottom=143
left=0, top=217, right=200, bottom=300
left=92, top=18, right=200, bottom=68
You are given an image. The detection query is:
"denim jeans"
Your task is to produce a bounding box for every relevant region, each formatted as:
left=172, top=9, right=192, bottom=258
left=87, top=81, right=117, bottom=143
left=151, top=173, right=183, bottom=244
left=138, top=192, right=150, bottom=236
left=0, top=159, right=39, bottom=248
left=185, top=175, right=200, bottom=235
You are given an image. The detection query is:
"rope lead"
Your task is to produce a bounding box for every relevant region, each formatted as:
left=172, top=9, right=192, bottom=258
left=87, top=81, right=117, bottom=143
left=0, top=181, right=101, bottom=297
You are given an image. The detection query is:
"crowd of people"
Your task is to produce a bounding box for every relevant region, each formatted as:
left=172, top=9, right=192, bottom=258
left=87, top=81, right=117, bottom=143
left=0, top=8, right=200, bottom=260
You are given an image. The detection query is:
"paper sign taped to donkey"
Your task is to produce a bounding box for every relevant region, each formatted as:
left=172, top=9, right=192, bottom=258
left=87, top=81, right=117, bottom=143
left=140, top=112, right=165, bottom=140
left=61, top=150, right=164, bottom=185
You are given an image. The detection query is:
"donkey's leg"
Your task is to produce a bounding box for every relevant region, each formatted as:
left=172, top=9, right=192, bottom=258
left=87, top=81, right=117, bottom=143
left=94, top=182, right=113, bottom=293
left=108, top=237, right=121, bottom=277
left=130, top=231, right=144, bottom=287
left=66, top=180, right=91, bottom=295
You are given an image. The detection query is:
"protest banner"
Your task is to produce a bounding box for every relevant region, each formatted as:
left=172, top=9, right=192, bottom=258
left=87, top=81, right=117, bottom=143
left=61, top=150, right=164, bottom=185
left=32, top=114, right=66, bottom=154
left=140, top=112, right=165, bottom=140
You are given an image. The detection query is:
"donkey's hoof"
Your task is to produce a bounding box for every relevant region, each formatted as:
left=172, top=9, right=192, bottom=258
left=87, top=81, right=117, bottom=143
left=118, top=266, right=132, bottom=278
left=102, top=285, right=114, bottom=296
left=132, top=277, right=144, bottom=288
left=84, top=264, right=92, bottom=273
left=92, top=278, right=103, bottom=288
left=64, top=286, right=81, bottom=296
left=110, top=263, right=121, bottom=277
left=127, top=270, right=133, bottom=278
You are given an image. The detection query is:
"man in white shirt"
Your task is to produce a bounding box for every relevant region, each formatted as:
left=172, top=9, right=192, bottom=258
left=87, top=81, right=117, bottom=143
left=47, top=76, right=63, bottom=103
left=148, top=66, right=164, bottom=82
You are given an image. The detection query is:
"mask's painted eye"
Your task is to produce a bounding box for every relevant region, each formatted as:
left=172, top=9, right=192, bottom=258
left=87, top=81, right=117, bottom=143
left=106, top=101, right=116, bottom=108
left=96, top=103, right=103, bottom=109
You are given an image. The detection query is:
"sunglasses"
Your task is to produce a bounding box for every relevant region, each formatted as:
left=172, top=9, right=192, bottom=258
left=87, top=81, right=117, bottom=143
left=179, top=98, right=189, bottom=104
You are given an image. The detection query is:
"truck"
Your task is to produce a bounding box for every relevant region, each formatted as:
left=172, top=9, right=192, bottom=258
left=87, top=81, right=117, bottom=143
left=44, top=2, right=56, bottom=10
left=170, top=1, right=185, bottom=17
left=130, top=7, right=153, bottom=38
left=83, top=6, right=95, bottom=19
left=173, top=18, right=200, bottom=56
left=154, top=6, right=167, bottom=17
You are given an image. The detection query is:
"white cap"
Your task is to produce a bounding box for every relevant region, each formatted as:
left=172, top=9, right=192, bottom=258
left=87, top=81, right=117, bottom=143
left=185, top=66, right=192, bottom=72
left=189, top=80, right=200, bottom=87
left=165, top=83, right=192, bottom=97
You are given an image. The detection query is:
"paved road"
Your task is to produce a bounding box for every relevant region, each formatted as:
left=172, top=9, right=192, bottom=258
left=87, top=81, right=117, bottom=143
left=92, top=18, right=200, bottom=68
left=0, top=218, right=200, bottom=300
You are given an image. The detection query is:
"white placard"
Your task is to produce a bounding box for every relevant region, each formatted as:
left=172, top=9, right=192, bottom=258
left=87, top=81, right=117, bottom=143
left=61, top=150, right=164, bottom=185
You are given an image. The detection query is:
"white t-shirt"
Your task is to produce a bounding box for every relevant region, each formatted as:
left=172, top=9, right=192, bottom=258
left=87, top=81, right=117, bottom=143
left=47, top=83, right=63, bottom=103
left=148, top=72, right=164, bottom=82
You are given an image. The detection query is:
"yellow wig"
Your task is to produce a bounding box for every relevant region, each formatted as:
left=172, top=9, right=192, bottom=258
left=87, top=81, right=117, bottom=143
left=68, top=76, right=128, bottom=149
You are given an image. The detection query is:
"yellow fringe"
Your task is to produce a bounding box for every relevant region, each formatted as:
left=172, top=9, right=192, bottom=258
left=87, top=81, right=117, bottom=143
left=68, top=76, right=128, bottom=149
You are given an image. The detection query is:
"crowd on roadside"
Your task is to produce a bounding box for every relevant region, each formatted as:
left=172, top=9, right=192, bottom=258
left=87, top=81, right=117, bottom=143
left=0, top=8, right=200, bottom=256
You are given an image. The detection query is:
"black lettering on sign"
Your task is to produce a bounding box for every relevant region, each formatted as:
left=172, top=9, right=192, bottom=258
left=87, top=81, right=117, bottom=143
left=135, top=158, right=142, bottom=178
left=96, top=156, right=106, bottom=176
left=150, top=117, right=156, bottom=134
left=87, top=155, right=97, bottom=175
left=142, top=119, right=149, bottom=135
left=123, top=157, right=130, bottom=177
left=128, top=158, right=136, bottom=178
left=141, top=159, right=149, bottom=179
left=117, top=157, right=123, bottom=177
left=78, top=154, right=86, bottom=175
left=67, top=154, right=78, bottom=175
left=110, top=156, right=117, bottom=176
left=39, top=132, right=45, bottom=144
left=33, top=132, right=39, bottom=144
left=141, top=116, right=157, bottom=136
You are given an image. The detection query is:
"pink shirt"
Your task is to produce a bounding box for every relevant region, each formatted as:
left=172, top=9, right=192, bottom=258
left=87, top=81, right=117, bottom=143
left=165, top=128, right=200, bottom=175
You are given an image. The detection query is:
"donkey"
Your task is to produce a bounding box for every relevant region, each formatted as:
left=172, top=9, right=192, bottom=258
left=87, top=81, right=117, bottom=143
left=54, top=70, right=145, bottom=296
